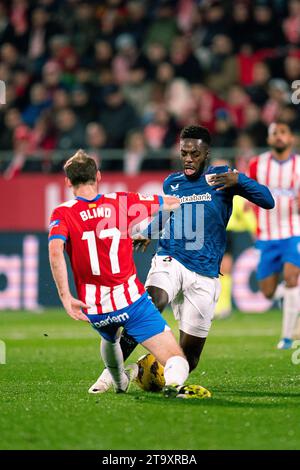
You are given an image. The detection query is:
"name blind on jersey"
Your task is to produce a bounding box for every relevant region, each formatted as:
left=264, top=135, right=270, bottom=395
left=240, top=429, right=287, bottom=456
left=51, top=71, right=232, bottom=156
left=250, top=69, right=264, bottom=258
left=80, top=206, right=112, bottom=221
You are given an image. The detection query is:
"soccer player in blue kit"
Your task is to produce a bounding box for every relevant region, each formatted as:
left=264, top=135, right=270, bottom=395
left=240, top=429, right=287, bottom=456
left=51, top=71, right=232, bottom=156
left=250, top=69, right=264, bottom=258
left=90, top=125, right=275, bottom=394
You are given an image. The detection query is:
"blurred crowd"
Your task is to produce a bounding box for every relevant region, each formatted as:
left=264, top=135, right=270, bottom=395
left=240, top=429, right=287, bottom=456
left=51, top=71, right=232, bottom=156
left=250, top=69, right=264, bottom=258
left=1, top=0, right=300, bottom=177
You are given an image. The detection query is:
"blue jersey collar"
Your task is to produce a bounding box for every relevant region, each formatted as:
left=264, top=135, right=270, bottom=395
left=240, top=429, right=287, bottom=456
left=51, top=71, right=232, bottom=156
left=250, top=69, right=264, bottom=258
left=76, top=194, right=102, bottom=202
left=270, top=153, right=295, bottom=164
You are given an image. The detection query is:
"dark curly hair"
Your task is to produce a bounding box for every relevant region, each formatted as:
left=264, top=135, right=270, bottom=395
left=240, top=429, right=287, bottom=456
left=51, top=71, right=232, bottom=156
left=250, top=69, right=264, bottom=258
left=180, top=125, right=212, bottom=146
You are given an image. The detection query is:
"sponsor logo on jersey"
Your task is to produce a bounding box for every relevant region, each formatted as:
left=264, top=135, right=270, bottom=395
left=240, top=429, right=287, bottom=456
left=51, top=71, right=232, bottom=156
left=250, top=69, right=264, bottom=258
left=163, top=256, right=172, bottom=262
left=49, top=219, right=60, bottom=229
left=92, top=312, right=129, bottom=328
left=180, top=193, right=212, bottom=203
left=170, top=184, right=179, bottom=191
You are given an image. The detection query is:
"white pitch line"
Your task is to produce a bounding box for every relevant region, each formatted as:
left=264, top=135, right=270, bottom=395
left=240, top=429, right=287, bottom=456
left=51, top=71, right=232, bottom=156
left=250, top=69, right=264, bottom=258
left=0, top=330, right=279, bottom=340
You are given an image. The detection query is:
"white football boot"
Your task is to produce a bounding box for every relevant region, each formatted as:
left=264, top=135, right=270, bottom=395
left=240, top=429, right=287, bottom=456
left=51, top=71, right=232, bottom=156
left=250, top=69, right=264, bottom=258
left=88, top=369, right=113, bottom=394
left=88, top=364, right=138, bottom=394
left=276, top=338, right=294, bottom=350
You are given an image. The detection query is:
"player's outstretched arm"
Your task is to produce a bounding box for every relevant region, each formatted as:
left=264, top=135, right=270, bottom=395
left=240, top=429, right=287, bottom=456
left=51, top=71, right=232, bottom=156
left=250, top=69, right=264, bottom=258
left=233, top=173, right=275, bottom=209
left=133, top=195, right=180, bottom=252
left=209, top=170, right=274, bottom=209
left=49, top=239, right=90, bottom=321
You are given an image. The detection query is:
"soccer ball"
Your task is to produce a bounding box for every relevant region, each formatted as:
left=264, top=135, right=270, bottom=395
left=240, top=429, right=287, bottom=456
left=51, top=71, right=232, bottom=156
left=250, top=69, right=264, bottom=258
left=136, top=353, right=165, bottom=392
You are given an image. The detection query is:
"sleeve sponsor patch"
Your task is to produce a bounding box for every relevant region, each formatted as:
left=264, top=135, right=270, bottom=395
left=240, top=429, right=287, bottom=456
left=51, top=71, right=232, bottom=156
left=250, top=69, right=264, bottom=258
left=49, top=219, right=60, bottom=230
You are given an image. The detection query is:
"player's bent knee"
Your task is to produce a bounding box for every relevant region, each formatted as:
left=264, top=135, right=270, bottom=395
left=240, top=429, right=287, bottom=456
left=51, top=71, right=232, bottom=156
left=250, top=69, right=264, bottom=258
left=141, top=330, right=185, bottom=366
left=147, top=286, right=168, bottom=312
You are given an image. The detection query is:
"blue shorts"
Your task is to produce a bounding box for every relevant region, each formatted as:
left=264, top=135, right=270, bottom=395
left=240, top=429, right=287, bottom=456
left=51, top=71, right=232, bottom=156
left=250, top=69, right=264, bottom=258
left=86, top=293, right=169, bottom=343
left=256, top=237, right=300, bottom=281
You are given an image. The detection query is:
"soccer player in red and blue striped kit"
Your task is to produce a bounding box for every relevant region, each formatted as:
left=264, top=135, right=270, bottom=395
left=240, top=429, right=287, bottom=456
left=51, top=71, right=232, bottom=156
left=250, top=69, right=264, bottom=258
left=249, top=122, right=300, bottom=349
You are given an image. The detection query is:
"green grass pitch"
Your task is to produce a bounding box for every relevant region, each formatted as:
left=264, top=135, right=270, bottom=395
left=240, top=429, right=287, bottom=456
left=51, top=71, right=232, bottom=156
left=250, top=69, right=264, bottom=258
left=0, top=308, right=300, bottom=450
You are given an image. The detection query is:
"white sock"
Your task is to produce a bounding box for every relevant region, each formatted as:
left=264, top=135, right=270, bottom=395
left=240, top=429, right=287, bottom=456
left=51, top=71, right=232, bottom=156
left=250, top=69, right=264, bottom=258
left=100, top=337, right=128, bottom=391
left=164, top=356, right=189, bottom=386
left=282, top=286, right=299, bottom=339
left=273, top=282, right=285, bottom=301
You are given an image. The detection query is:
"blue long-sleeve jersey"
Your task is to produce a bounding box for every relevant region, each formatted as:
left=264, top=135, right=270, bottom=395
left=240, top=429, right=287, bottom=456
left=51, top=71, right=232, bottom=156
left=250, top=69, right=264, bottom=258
left=144, top=166, right=274, bottom=278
